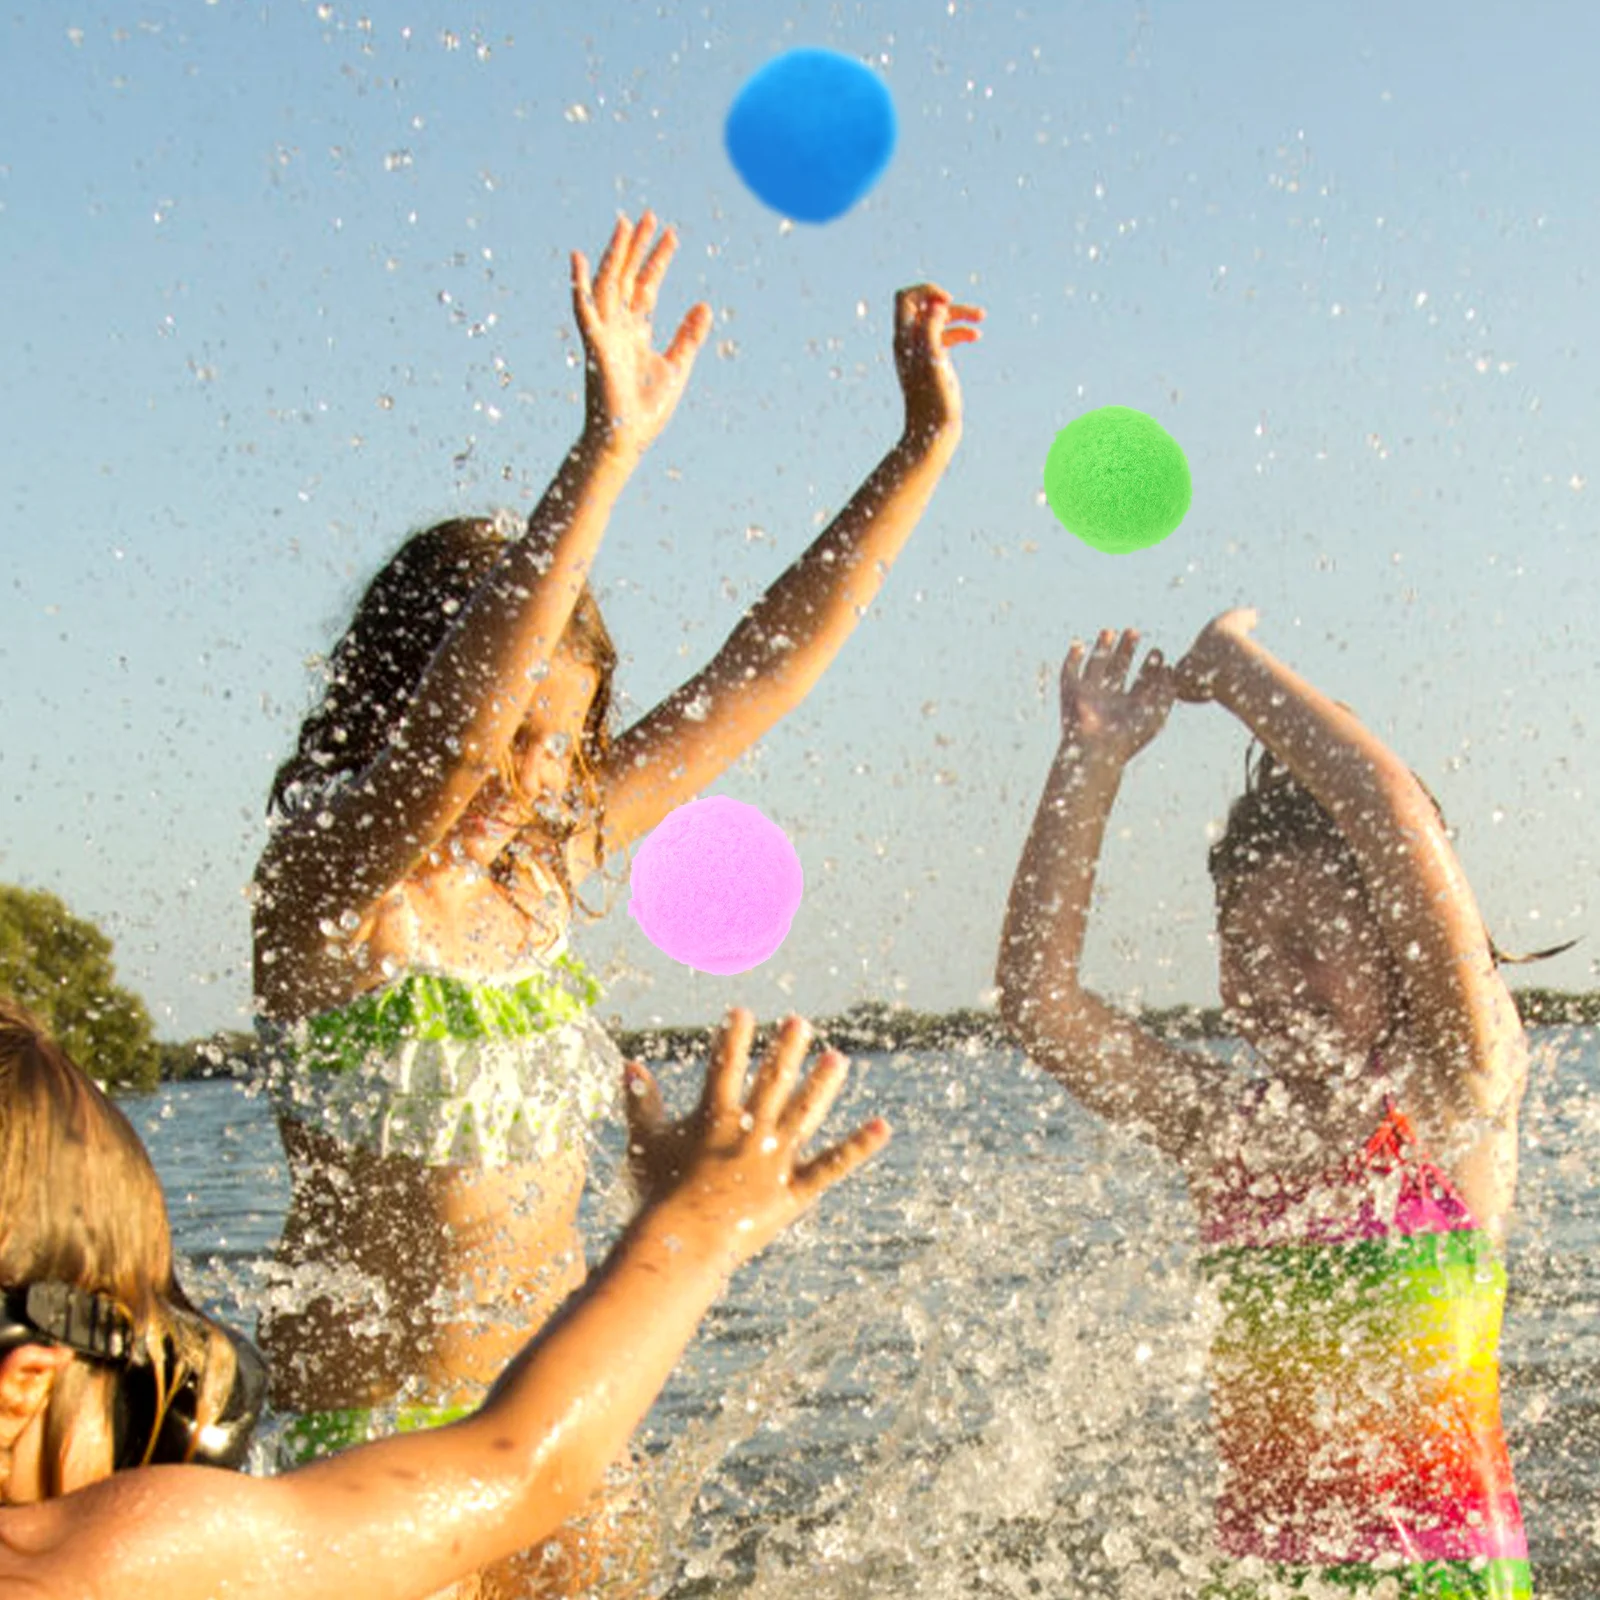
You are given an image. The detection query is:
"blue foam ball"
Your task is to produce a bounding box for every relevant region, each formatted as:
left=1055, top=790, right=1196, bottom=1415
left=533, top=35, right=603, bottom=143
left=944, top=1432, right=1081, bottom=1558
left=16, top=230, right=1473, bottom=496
left=724, top=48, right=897, bottom=225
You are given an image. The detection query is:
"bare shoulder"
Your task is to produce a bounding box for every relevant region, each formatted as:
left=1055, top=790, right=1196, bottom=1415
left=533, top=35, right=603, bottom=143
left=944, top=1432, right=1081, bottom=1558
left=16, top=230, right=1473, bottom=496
left=7, top=1465, right=308, bottom=1600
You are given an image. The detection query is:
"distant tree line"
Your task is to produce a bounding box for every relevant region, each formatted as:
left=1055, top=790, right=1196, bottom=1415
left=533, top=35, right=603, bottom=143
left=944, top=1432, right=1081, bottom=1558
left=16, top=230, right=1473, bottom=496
left=1, top=881, right=1595, bottom=1090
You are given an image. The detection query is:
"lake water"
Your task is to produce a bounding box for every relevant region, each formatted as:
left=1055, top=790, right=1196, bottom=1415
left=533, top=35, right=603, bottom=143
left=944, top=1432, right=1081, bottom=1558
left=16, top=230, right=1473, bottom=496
left=127, top=1026, right=1600, bottom=1598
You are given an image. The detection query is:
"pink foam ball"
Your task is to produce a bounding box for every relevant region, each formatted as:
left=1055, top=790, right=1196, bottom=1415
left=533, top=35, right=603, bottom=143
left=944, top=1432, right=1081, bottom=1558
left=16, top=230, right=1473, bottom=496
left=628, top=796, right=805, bottom=975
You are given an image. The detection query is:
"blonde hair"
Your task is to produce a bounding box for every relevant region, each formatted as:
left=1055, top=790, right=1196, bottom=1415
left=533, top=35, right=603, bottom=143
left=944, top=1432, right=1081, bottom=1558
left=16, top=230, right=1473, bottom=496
left=0, top=1000, right=234, bottom=1489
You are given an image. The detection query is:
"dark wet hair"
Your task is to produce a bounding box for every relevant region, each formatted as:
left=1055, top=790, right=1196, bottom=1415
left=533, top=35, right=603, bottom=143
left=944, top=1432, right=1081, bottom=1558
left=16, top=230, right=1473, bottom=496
left=267, top=516, right=618, bottom=901
left=1208, top=745, right=1361, bottom=902
left=1209, top=742, right=1576, bottom=967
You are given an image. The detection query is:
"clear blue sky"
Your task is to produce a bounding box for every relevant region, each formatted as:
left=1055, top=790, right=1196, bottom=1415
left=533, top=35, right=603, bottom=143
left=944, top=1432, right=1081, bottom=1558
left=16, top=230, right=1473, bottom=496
left=1, top=1, right=1595, bottom=1039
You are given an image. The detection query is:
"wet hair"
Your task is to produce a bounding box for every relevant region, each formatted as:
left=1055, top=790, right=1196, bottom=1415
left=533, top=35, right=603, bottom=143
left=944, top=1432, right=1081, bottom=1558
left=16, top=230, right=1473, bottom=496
left=0, top=1000, right=235, bottom=1491
left=1209, top=743, right=1576, bottom=967
left=267, top=516, right=619, bottom=904
left=1208, top=745, right=1361, bottom=906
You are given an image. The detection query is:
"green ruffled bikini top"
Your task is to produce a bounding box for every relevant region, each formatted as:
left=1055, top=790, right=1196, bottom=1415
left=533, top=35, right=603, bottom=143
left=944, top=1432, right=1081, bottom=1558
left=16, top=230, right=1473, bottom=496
left=289, top=949, right=607, bottom=1075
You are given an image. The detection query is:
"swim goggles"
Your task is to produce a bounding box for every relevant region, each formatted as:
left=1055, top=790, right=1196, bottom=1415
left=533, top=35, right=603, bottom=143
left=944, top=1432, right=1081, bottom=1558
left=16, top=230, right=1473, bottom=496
left=0, top=1280, right=267, bottom=1470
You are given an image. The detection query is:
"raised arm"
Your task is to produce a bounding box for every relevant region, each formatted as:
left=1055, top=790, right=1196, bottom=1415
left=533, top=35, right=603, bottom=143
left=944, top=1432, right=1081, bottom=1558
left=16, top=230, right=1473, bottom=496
left=30, top=1014, right=888, bottom=1600
left=996, top=630, right=1226, bottom=1167
left=581, top=284, right=983, bottom=865
left=1174, top=610, right=1528, bottom=1205
left=255, top=212, right=711, bottom=999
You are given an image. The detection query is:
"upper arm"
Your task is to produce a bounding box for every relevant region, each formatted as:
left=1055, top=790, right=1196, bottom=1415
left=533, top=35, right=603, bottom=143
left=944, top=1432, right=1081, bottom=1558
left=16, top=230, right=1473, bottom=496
left=588, top=628, right=817, bottom=861
left=1354, top=765, right=1526, bottom=1117
left=252, top=745, right=488, bottom=1003
left=1000, top=983, right=1229, bottom=1170
left=34, top=1425, right=543, bottom=1600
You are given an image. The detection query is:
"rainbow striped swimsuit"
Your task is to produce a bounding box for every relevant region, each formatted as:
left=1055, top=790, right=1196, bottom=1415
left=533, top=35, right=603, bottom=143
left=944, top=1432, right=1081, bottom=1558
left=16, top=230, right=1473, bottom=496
left=1198, top=1105, right=1530, bottom=1599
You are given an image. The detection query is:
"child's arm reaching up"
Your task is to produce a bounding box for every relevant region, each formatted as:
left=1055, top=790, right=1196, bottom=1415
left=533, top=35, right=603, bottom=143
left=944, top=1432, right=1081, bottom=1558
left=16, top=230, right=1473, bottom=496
left=24, top=1013, right=886, bottom=1600
left=997, top=630, right=1227, bottom=1167
left=255, top=212, right=710, bottom=1008
left=581, top=284, right=983, bottom=869
left=1174, top=608, right=1528, bottom=1235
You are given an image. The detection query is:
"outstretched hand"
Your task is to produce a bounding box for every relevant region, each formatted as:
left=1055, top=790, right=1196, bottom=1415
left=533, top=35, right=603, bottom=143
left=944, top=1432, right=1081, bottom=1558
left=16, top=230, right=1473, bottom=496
left=893, top=283, right=984, bottom=443
left=1059, top=629, right=1175, bottom=762
left=624, top=1011, right=889, bottom=1270
left=1173, top=607, right=1260, bottom=704
left=571, top=210, right=713, bottom=457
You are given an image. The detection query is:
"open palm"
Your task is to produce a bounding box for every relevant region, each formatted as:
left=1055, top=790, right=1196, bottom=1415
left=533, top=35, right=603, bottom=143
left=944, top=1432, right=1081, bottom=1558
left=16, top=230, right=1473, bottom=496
left=571, top=211, right=713, bottom=455
left=1059, top=628, right=1175, bottom=761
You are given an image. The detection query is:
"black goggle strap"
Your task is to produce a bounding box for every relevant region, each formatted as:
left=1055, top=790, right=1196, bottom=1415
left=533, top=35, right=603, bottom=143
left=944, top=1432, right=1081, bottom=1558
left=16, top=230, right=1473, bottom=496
left=0, top=1282, right=137, bottom=1366
left=0, top=1281, right=264, bottom=1472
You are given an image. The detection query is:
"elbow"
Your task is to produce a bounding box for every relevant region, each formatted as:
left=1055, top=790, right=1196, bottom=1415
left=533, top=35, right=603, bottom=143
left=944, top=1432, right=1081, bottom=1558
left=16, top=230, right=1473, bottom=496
left=994, top=969, right=1095, bottom=1053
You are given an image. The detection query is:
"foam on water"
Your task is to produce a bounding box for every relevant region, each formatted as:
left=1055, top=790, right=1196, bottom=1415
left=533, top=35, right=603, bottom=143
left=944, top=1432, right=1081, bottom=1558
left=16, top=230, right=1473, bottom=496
left=134, top=1028, right=1600, bottom=1597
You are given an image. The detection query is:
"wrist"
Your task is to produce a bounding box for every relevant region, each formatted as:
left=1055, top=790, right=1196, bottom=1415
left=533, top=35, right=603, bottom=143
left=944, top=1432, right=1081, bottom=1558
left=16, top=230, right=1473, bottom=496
left=1197, top=629, right=1262, bottom=708
left=897, top=416, right=962, bottom=459
left=623, top=1193, right=744, bottom=1287
left=1056, top=733, right=1132, bottom=777
left=577, top=418, right=645, bottom=474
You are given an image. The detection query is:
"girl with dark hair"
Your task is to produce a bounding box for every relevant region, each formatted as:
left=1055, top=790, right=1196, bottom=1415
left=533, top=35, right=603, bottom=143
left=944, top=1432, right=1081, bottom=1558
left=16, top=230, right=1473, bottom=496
left=0, top=1001, right=888, bottom=1600
left=251, top=208, right=980, bottom=1585
left=997, top=611, right=1539, bottom=1598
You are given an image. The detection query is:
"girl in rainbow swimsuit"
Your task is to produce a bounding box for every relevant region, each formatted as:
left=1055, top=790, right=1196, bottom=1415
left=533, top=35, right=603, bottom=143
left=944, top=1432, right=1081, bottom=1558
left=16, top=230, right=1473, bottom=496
left=997, top=611, right=1553, bottom=1599
left=252, top=210, right=980, bottom=1596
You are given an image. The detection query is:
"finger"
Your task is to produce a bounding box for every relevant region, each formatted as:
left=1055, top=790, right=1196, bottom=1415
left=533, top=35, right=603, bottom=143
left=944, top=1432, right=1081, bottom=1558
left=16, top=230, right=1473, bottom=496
left=632, top=224, right=679, bottom=313
left=748, top=1014, right=812, bottom=1127
left=1084, top=627, right=1119, bottom=685
left=618, top=210, right=658, bottom=307
left=704, top=1007, right=757, bottom=1119
left=1060, top=643, right=1087, bottom=701
left=1108, top=628, right=1140, bottom=686
left=940, top=325, right=982, bottom=347
left=792, top=1117, right=892, bottom=1203
left=570, top=251, right=599, bottom=337
left=592, top=214, right=631, bottom=313
left=621, top=1060, right=665, bottom=1144
left=922, top=294, right=951, bottom=345
left=1135, top=649, right=1177, bottom=712
left=777, top=1047, right=849, bottom=1146
left=662, top=301, right=713, bottom=371
left=945, top=303, right=984, bottom=323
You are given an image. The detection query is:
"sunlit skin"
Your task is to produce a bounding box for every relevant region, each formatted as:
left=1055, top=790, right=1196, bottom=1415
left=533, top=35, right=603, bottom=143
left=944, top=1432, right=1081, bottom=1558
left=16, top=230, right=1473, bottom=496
left=250, top=209, right=981, bottom=1594
left=0, top=1014, right=891, bottom=1600
left=357, top=646, right=603, bottom=980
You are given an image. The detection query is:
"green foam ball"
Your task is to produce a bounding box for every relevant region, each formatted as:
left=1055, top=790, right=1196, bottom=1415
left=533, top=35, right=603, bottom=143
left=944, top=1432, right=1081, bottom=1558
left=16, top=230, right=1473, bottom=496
left=1042, top=405, right=1192, bottom=555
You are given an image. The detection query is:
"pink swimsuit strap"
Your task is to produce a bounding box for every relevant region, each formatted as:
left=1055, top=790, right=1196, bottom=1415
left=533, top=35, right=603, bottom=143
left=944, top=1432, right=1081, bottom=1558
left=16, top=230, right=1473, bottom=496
left=1203, top=1088, right=1478, bottom=1252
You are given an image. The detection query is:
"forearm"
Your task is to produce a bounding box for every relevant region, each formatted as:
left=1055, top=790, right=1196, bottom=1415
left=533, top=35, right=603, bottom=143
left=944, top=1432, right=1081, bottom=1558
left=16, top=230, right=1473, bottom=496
left=727, top=427, right=960, bottom=685
left=472, top=1201, right=727, bottom=1487
left=997, top=740, right=1125, bottom=1024
left=286, top=1201, right=730, bottom=1597
left=440, top=426, right=640, bottom=768
left=1204, top=633, right=1431, bottom=852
